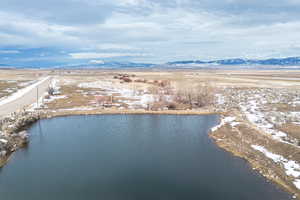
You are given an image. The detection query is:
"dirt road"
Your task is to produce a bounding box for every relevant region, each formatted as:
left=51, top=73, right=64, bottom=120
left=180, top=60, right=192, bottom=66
left=0, top=77, right=51, bottom=117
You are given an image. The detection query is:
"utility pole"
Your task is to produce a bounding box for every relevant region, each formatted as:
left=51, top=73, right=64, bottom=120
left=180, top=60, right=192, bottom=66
left=36, top=86, right=39, bottom=108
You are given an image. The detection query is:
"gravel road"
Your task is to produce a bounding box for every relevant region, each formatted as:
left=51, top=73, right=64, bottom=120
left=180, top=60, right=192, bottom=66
left=0, top=77, right=51, bottom=117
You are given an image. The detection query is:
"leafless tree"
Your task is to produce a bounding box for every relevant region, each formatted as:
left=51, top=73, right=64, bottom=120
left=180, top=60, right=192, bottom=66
left=172, top=82, right=215, bottom=108
left=194, top=82, right=215, bottom=107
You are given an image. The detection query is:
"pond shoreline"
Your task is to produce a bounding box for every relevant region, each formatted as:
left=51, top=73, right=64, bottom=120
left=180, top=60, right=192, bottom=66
left=210, top=133, right=297, bottom=198
left=1, top=114, right=291, bottom=200
left=0, top=109, right=297, bottom=199
left=0, top=111, right=39, bottom=168
left=209, top=114, right=300, bottom=199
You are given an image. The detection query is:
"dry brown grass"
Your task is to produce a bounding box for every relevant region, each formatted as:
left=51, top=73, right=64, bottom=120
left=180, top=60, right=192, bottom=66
left=210, top=122, right=300, bottom=198
left=45, top=85, right=95, bottom=109
left=278, top=123, right=300, bottom=141
left=2, top=68, right=300, bottom=198
left=0, top=80, right=32, bottom=98
left=272, top=103, right=300, bottom=112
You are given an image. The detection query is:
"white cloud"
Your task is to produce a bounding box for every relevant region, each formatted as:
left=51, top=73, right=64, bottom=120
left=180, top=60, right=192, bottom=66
left=1, top=0, right=300, bottom=63
left=89, top=60, right=105, bottom=64
left=70, top=52, right=149, bottom=59
left=96, top=44, right=138, bottom=50
left=117, top=0, right=145, bottom=6
left=0, top=50, right=20, bottom=54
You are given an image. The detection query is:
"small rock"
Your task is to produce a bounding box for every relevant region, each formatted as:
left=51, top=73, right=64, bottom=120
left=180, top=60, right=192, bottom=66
left=19, top=131, right=29, bottom=140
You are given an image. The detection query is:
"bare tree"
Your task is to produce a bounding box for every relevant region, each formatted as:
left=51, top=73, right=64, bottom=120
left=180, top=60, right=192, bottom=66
left=194, top=82, right=215, bottom=107
left=147, top=86, right=169, bottom=110
left=172, top=82, right=215, bottom=109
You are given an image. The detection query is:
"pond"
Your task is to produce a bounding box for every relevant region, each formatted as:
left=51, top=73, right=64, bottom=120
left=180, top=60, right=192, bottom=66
left=0, top=115, right=292, bottom=200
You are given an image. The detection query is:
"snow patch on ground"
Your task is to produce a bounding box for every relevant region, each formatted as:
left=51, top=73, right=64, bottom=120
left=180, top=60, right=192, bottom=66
left=211, top=116, right=239, bottom=132
left=78, top=81, right=155, bottom=108
left=240, top=96, right=300, bottom=147
left=294, top=180, right=300, bottom=191
left=215, top=93, right=225, bottom=105
left=44, top=95, right=67, bottom=103
left=0, top=139, right=8, bottom=144
left=252, top=145, right=300, bottom=189
left=27, top=92, right=48, bottom=111
left=217, top=88, right=300, bottom=141
left=3, top=88, right=15, bottom=93
left=18, top=80, right=36, bottom=87
left=78, top=81, right=104, bottom=89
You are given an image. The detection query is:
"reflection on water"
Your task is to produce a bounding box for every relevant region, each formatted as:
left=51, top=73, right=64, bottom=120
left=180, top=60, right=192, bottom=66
left=0, top=115, right=292, bottom=200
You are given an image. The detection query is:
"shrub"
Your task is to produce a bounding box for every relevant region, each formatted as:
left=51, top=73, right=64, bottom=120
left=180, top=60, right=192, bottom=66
left=122, top=77, right=132, bottom=82
left=167, top=102, right=177, bottom=110
left=173, top=82, right=215, bottom=108
left=47, top=86, right=55, bottom=95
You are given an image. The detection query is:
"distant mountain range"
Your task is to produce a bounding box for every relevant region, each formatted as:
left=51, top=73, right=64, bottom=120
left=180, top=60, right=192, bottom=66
left=0, top=62, right=155, bottom=69
left=60, top=61, right=155, bottom=69
left=167, top=57, right=300, bottom=66
left=1, top=56, right=300, bottom=69
left=0, top=64, right=12, bottom=69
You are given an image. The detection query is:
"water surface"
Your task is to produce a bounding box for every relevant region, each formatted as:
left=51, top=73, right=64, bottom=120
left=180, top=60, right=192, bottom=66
left=0, top=115, right=291, bottom=200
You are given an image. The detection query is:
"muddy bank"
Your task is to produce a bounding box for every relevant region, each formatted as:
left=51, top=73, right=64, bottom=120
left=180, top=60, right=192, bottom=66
left=43, top=108, right=218, bottom=118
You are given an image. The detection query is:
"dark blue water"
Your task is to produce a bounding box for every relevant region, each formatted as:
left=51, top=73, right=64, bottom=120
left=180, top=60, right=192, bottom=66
left=0, top=115, right=291, bottom=200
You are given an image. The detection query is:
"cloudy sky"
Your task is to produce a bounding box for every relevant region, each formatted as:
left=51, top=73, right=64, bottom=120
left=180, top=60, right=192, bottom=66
left=1, top=0, right=300, bottom=66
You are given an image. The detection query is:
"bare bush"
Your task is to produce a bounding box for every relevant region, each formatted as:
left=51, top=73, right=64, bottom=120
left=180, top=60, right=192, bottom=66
left=149, top=101, right=167, bottom=111
left=173, top=82, right=215, bottom=108
left=47, top=86, right=55, bottom=96
left=95, top=96, right=113, bottom=106
left=146, top=81, right=216, bottom=111
left=167, top=102, right=177, bottom=110
left=147, top=86, right=169, bottom=110
left=194, top=83, right=215, bottom=107
left=122, top=77, right=132, bottom=82
left=158, top=80, right=171, bottom=87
